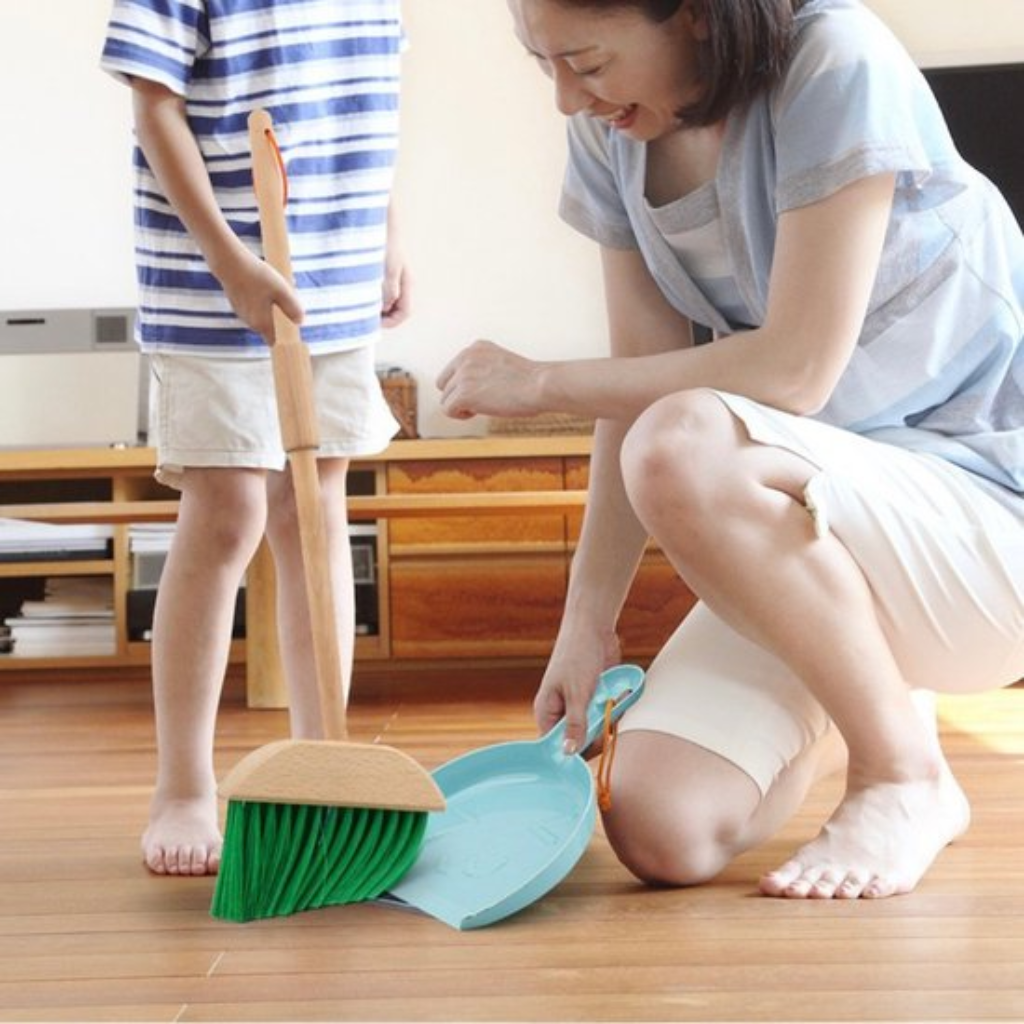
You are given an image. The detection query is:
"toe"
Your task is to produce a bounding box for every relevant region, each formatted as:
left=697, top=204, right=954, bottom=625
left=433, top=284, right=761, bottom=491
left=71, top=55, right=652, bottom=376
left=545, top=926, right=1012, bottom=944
left=143, top=846, right=167, bottom=875
left=835, top=870, right=872, bottom=899
left=863, top=875, right=900, bottom=899
left=808, top=867, right=850, bottom=899
left=164, top=846, right=184, bottom=876
left=783, top=871, right=822, bottom=899
left=188, top=846, right=207, bottom=876
left=189, top=845, right=218, bottom=876
left=759, top=859, right=805, bottom=897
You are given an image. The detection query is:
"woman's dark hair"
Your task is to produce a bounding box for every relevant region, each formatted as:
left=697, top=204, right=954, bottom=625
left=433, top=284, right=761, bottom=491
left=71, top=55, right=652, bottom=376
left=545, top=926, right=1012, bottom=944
left=561, top=0, right=807, bottom=126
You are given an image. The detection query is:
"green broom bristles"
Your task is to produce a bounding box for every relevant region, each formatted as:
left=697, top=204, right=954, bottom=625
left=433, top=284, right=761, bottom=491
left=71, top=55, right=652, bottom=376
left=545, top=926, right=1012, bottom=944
left=211, top=799, right=428, bottom=922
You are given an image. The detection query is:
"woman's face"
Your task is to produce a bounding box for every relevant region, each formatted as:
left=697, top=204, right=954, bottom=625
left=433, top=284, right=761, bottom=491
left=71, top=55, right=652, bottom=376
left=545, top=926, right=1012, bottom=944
left=507, top=0, right=705, bottom=141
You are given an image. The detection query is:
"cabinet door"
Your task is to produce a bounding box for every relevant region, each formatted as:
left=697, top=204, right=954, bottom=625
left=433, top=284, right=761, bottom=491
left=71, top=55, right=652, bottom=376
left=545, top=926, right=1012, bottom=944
left=387, top=456, right=569, bottom=658
left=389, top=553, right=566, bottom=659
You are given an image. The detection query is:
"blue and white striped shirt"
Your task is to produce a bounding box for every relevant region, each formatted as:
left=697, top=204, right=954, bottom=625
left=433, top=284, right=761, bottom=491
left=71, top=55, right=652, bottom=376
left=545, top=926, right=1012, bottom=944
left=560, top=0, right=1024, bottom=501
left=102, top=0, right=403, bottom=355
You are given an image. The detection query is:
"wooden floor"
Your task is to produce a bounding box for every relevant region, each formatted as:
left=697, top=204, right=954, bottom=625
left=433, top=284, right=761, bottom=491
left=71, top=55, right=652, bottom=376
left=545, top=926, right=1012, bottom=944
left=3, top=666, right=1024, bottom=1023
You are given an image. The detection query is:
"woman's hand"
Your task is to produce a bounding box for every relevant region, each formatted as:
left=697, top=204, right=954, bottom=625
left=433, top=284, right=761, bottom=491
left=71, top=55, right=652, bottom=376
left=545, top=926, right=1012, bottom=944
left=535, top=621, right=622, bottom=756
left=436, top=340, right=548, bottom=420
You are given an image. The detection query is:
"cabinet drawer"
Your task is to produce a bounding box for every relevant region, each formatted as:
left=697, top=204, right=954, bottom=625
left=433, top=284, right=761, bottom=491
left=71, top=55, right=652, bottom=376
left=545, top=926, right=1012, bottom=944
left=619, top=553, right=697, bottom=657
left=389, top=553, right=566, bottom=659
left=387, top=458, right=566, bottom=548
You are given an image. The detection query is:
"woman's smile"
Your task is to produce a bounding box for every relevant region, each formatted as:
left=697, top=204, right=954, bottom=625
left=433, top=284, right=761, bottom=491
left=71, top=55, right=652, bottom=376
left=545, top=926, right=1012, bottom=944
left=508, top=0, right=702, bottom=142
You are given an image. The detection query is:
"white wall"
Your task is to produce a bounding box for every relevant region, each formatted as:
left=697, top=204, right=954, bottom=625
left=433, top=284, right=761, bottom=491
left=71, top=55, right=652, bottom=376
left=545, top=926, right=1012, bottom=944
left=379, top=0, right=606, bottom=437
left=864, top=0, right=1024, bottom=67
left=0, top=1, right=136, bottom=310
left=1, top=1, right=1021, bottom=440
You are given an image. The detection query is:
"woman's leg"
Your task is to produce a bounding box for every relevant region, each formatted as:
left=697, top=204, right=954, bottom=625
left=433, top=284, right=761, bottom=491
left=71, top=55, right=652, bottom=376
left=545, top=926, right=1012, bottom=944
left=143, top=467, right=268, bottom=876
left=264, top=457, right=354, bottom=738
left=619, top=390, right=971, bottom=899
left=605, top=601, right=848, bottom=886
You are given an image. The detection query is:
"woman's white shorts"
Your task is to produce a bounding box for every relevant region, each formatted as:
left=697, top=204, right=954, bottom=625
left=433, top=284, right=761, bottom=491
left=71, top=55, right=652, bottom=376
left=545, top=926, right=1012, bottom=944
left=148, top=346, right=399, bottom=490
left=618, top=391, right=1024, bottom=796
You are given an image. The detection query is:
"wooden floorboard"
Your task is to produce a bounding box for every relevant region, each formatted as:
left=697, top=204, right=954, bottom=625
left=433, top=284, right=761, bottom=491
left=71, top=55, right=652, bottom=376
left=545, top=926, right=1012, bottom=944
left=1, top=668, right=1024, bottom=1022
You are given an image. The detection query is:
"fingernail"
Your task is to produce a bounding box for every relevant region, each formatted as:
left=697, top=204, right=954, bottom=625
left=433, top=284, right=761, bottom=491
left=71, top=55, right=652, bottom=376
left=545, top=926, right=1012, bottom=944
left=563, top=739, right=578, bottom=756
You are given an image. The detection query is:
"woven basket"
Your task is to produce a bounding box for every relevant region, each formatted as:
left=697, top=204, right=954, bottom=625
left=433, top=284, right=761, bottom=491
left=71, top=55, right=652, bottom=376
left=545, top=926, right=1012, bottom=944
left=378, top=368, right=418, bottom=439
left=487, top=412, right=594, bottom=437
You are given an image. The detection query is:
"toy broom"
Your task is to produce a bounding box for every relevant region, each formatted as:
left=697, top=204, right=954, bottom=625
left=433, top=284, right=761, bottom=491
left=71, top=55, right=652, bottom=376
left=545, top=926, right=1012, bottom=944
left=210, top=109, right=444, bottom=923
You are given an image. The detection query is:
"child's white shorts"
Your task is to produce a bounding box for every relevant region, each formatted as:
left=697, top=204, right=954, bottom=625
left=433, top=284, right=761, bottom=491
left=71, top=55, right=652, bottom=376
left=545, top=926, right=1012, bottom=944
left=148, top=346, right=399, bottom=490
left=619, top=390, right=1024, bottom=796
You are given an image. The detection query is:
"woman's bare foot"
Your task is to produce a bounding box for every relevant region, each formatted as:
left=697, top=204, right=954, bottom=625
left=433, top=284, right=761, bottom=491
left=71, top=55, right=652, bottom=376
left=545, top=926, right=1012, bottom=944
left=759, top=762, right=970, bottom=899
left=142, top=792, right=222, bottom=876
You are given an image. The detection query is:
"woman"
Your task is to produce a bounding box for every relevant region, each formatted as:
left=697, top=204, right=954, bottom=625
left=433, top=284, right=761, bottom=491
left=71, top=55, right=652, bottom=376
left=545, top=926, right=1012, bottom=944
left=437, top=0, right=1024, bottom=899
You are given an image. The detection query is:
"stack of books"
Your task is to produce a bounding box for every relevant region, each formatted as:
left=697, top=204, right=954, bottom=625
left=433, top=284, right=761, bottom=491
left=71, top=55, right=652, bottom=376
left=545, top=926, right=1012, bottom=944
left=3, top=577, right=115, bottom=658
left=128, top=522, right=176, bottom=588
left=0, top=518, right=112, bottom=562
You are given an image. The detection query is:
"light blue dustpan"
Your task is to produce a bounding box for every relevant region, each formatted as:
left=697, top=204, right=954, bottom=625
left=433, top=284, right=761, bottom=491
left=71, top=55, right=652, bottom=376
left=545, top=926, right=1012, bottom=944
left=382, top=664, right=645, bottom=930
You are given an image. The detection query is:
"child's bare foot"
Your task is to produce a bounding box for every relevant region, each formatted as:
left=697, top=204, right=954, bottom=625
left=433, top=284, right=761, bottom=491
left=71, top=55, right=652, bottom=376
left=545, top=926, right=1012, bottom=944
left=142, top=793, right=222, bottom=876
left=759, top=763, right=970, bottom=899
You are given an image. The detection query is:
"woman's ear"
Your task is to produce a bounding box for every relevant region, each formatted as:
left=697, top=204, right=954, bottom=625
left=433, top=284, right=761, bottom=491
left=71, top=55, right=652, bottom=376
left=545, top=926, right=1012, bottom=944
left=678, top=0, right=710, bottom=42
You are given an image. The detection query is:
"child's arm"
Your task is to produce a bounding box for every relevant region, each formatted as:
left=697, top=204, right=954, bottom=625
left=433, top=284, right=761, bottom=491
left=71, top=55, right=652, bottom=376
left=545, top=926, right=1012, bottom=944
left=129, top=77, right=303, bottom=342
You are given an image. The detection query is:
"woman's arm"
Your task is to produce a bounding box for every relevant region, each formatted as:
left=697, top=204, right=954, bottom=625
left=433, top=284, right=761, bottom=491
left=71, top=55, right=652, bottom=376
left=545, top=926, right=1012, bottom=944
left=438, top=172, right=897, bottom=422
left=534, top=246, right=692, bottom=749
left=130, top=77, right=302, bottom=340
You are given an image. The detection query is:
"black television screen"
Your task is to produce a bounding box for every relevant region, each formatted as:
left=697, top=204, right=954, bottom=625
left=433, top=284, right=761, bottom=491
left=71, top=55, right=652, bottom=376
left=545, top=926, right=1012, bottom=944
left=922, top=62, right=1024, bottom=229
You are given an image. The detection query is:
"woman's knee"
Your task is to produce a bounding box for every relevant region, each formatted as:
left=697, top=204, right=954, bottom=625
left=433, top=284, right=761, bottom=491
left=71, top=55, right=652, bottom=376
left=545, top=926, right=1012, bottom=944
left=603, top=790, right=747, bottom=888
left=620, top=389, right=737, bottom=521
left=601, top=738, right=761, bottom=887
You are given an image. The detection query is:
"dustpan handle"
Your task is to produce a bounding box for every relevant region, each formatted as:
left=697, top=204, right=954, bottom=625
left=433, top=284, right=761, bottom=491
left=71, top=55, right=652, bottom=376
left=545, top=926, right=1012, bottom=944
left=248, top=108, right=348, bottom=741
left=546, top=664, right=646, bottom=755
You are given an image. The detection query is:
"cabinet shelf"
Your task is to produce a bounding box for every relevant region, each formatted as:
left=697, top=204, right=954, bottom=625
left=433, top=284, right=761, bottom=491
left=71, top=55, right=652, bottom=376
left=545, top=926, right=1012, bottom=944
left=0, top=559, right=113, bottom=579
left=0, top=439, right=696, bottom=702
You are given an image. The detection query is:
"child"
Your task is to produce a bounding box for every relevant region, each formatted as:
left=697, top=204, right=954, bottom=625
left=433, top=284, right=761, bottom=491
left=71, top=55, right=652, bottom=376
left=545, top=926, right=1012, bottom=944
left=102, top=0, right=409, bottom=876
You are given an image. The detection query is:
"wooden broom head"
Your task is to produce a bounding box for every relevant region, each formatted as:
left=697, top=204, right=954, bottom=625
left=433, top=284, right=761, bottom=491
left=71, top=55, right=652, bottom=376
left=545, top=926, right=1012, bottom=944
left=218, top=739, right=445, bottom=812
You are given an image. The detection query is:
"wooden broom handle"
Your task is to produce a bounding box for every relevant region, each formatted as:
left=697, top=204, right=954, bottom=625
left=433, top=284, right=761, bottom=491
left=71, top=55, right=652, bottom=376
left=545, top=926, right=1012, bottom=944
left=248, top=109, right=348, bottom=741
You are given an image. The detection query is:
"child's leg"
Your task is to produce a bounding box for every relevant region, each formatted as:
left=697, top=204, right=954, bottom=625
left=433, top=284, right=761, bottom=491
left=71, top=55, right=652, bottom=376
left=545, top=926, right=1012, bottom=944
left=142, top=467, right=268, bottom=876
left=264, top=457, right=354, bottom=738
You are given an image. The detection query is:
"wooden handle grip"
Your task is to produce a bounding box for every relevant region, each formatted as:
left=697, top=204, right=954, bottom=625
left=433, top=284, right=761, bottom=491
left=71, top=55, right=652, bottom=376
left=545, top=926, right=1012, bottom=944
left=248, top=108, right=347, bottom=741
left=248, top=109, right=292, bottom=291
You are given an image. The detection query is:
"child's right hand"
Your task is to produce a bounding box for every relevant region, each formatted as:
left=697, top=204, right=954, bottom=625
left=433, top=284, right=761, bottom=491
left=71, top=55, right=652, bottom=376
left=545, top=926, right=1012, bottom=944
left=217, top=246, right=305, bottom=344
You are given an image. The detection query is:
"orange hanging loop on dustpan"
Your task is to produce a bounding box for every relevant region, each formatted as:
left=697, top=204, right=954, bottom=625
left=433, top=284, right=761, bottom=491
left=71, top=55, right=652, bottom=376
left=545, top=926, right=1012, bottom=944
left=596, top=698, right=620, bottom=813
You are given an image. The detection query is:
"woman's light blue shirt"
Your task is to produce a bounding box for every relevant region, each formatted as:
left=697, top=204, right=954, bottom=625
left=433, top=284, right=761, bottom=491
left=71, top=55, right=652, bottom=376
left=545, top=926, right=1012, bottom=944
left=559, top=0, right=1024, bottom=501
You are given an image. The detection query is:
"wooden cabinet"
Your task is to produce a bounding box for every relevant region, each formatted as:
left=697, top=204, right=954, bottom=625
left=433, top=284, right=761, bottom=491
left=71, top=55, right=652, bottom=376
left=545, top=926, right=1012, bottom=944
left=0, top=439, right=696, bottom=689
left=384, top=446, right=695, bottom=662
left=386, top=455, right=568, bottom=659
